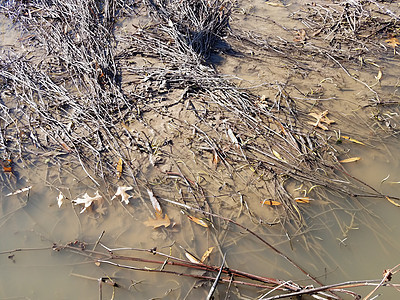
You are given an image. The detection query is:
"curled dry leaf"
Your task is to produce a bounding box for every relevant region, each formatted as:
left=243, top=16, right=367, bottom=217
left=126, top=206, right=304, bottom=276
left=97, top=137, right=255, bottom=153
left=295, top=197, right=310, bottom=204
left=339, top=157, right=361, bottom=163
left=72, top=191, right=102, bottom=213
left=147, top=188, right=162, bottom=213
left=184, top=250, right=202, bottom=264
left=200, top=247, right=214, bottom=263
left=261, top=199, right=281, bottom=206
left=116, top=158, right=123, bottom=179
left=111, top=186, right=133, bottom=205
left=186, top=214, right=209, bottom=228
left=341, top=135, right=365, bottom=145
left=57, top=191, right=64, bottom=208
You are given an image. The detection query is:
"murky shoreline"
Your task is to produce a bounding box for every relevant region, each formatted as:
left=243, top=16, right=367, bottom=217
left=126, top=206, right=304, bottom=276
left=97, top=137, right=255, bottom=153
left=1, top=1, right=400, bottom=299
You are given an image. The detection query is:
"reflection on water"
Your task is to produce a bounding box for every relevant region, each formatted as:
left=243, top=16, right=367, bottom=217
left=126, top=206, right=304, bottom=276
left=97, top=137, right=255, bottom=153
left=1, top=2, right=400, bottom=299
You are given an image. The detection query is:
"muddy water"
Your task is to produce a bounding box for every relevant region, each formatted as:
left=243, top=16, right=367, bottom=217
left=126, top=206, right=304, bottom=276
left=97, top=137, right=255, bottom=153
left=1, top=2, right=400, bottom=300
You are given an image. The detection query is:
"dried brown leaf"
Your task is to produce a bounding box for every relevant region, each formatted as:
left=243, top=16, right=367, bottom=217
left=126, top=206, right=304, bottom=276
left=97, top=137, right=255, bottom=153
left=144, top=211, right=171, bottom=229
left=72, top=191, right=102, bottom=213
left=200, top=247, right=214, bottom=263
left=111, top=186, right=133, bottom=205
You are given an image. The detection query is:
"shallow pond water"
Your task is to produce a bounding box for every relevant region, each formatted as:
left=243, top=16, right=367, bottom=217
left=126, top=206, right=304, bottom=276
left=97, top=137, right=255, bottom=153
left=1, top=1, right=400, bottom=299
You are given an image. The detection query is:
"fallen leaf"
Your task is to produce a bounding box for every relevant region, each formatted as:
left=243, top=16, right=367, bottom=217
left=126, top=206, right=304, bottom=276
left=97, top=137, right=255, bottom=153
left=6, top=186, right=32, bottom=197
left=111, top=186, right=133, bottom=205
left=386, top=36, right=399, bottom=54
left=186, top=214, right=209, bottom=228
left=341, top=135, right=365, bottom=145
left=385, top=196, right=400, bottom=207
left=295, top=197, right=310, bottom=204
left=294, top=29, right=307, bottom=42
left=261, top=199, right=282, bottom=206
left=272, top=149, right=284, bottom=161
left=72, top=191, right=102, bottom=213
left=200, top=247, right=214, bottom=263
left=309, top=110, right=335, bottom=130
left=57, top=191, right=64, bottom=208
left=184, top=250, right=202, bottom=264
left=211, top=150, right=220, bottom=166
left=1, top=159, right=12, bottom=173
left=147, top=188, right=162, bottom=213
left=339, top=157, right=361, bottom=163
left=144, top=211, right=171, bottom=228
left=375, top=70, right=382, bottom=82
left=227, top=128, right=239, bottom=148
left=116, top=158, right=123, bottom=179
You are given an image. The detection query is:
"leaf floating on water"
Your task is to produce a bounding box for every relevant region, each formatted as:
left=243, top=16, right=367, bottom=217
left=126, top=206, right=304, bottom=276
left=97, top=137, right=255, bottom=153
left=200, top=247, right=214, bottom=263
left=6, top=186, right=32, bottom=197
left=111, top=186, right=133, bottom=205
left=72, top=191, right=102, bottom=213
left=385, top=196, right=400, bottom=207
left=144, top=211, right=171, bottom=229
left=186, top=214, right=209, bottom=228
left=57, top=191, right=64, bottom=208
left=116, top=158, right=123, bottom=179
left=261, top=199, right=282, bottom=206
left=146, top=188, right=162, bottom=213
left=295, top=197, right=310, bottom=204
left=341, top=135, right=365, bottom=145
left=184, top=251, right=202, bottom=264
left=339, top=157, right=361, bottom=163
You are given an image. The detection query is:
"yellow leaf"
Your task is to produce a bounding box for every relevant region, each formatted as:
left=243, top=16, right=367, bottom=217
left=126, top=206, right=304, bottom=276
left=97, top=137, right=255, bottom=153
left=261, top=199, right=282, bottom=206
left=116, top=158, right=123, bottom=179
left=375, top=70, right=382, bottom=82
left=144, top=211, right=171, bottom=229
left=200, top=247, right=214, bottom=263
left=272, top=149, right=284, bottom=160
left=339, top=157, right=361, bottom=163
left=187, top=214, right=209, bottom=228
left=341, top=136, right=365, bottom=145
left=386, top=37, right=400, bottom=52
left=295, top=197, right=310, bottom=204
left=385, top=196, right=400, bottom=207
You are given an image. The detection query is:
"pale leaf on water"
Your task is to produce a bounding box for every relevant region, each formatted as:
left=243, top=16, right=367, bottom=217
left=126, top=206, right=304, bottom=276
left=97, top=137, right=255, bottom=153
left=339, top=157, right=361, bottom=163
left=57, top=191, right=64, bottom=208
left=111, top=186, right=133, bottom=205
left=147, top=188, right=162, bottom=213
left=185, top=251, right=202, bottom=264
left=72, top=191, right=102, bottom=213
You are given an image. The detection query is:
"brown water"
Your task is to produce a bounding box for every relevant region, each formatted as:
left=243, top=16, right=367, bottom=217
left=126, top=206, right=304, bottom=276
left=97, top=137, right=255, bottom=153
left=1, top=1, right=400, bottom=299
